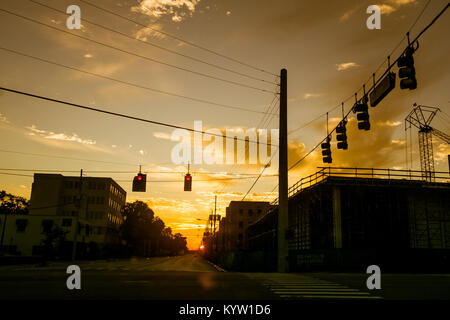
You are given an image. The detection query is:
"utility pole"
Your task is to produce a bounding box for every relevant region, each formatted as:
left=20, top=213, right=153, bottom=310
left=213, top=195, right=217, bottom=234
left=0, top=210, right=7, bottom=253
left=278, top=68, right=289, bottom=273
left=72, top=169, right=82, bottom=261
left=214, top=195, right=217, bottom=253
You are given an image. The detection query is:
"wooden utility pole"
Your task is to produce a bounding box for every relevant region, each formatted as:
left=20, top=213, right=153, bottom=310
left=278, top=69, right=289, bottom=272
left=71, top=169, right=82, bottom=261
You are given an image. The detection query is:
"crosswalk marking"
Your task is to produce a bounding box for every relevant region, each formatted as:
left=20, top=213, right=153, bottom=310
left=301, top=295, right=384, bottom=299
left=249, top=274, right=383, bottom=300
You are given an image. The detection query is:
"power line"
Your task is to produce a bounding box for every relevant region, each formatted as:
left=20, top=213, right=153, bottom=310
left=0, top=149, right=144, bottom=167
left=288, top=103, right=342, bottom=135
left=242, top=147, right=279, bottom=201
left=78, top=0, right=279, bottom=77
left=354, top=0, right=437, bottom=101
left=0, top=171, right=276, bottom=182
left=29, top=0, right=278, bottom=86
left=409, top=0, right=432, bottom=33
left=0, top=46, right=277, bottom=116
left=0, top=86, right=275, bottom=147
left=0, top=167, right=277, bottom=177
left=0, top=8, right=277, bottom=94
left=260, top=3, right=449, bottom=200
left=288, top=2, right=449, bottom=172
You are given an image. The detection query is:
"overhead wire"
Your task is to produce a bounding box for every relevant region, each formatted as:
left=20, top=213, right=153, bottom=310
left=0, top=86, right=276, bottom=147
left=0, top=171, right=276, bottom=182
left=0, top=8, right=276, bottom=94
left=264, top=2, right=448, bottom=202
left=78, top=0, right=279, bottom=77
left=29, top=0, right=278, bottom=86
left=0, top=47, right=276, bottom=116
left=0, top=149, right=146, bottom=167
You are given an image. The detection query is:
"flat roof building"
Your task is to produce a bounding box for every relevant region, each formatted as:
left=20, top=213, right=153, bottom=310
left=0, top=174, right=127, bottom=257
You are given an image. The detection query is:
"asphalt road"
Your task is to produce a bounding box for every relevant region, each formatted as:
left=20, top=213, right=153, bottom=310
left=0, top=253, right=449, bottom=300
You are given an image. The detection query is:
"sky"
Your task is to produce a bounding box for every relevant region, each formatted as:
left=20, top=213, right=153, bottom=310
left=0, top=0, right=449, bottom=250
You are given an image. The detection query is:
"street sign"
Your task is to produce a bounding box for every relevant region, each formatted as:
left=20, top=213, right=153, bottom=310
left=369, top=72, right=396, bottom=107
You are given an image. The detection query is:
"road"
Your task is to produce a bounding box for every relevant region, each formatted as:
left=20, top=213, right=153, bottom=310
left=0, top=253, right=449, bottom=300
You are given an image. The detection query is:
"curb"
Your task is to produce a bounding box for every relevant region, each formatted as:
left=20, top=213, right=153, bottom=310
left=207, top=260, right=227, bottom=272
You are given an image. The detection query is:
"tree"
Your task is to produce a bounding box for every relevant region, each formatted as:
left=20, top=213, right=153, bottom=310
left=1, top=191, right=29, bottom=252
left=120, top=201, right=155, bottom=256
left=120, top=201, right=188, bottom=257
left=41, top=225, right=68, bottom=260
left=0, top=190, right=29, bottom=215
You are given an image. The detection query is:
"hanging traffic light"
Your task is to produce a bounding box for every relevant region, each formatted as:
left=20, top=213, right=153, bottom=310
left=354, top=99, right=370, bottom=131
left=132, top=173, right=147, bottom=192
left=321, top=136, right=332, bottom=164
left=336, top=120, right=348, bottom=150
left=184, top=173, right=192, bottom=191
left=398, top=47, right=417, bottom=90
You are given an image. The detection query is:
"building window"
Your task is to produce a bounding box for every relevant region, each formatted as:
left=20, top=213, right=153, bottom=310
left=238, top=233, right=243, bottom=240
left=248, top=209, right=253, bottom=216
left=257, top=209, right=262, bottom=214
left=239, top=221, right=244, bottom=229
left=16, top=219, right=28, bottom=232
left=42, top=219, right=54, bottom=233
left=62, top=218, right=72, bottom=227
left=239, top=209, right=243, bottom=215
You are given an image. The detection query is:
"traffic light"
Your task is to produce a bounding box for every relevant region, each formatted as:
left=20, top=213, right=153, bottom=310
left=336, top=120, right=348, bottom=150
left=132, top=173, right=146, bottom=192
left=321, top=136, right=332, bottom=164
left=398, top=47, right=417, bottom=90
left=354, top=100, right=370, bottom=131
left=184, top=173, right=192, bottom=191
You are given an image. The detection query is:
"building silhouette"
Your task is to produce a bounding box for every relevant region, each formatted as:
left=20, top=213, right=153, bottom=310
left=247, top=167, right=450, bottom=271
left=0, top=173, right=126, bottom=257
left=212, top=201, right=272, bottom=253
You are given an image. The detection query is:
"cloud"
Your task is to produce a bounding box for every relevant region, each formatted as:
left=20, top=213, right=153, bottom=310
left=153, top=131, right=173, bottom=140
left=303, top=93, right=322, bottom=99
left=377, top=120, right=402, bottom=127
left=435, top=143, right=450, bottom=164
left=377, top=4, right=396, bottom=15
left=340, top=0, right=415, bottom=21
left=0, top=113, right=9, bottom=123
left=135, top=23, right=167, bottom=41
left=131, top=0, right=200, bottom=22
left=336, top=62, right=360, bottom=71
left=340, top=7, right=359, bottom=22
left=388, top=0, right=416, bottom=5
left=26, top=125, right=96, bottom=145
left=391, top=139, right=405, bottom=146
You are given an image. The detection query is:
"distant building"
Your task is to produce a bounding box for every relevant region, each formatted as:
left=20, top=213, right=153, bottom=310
left=215, top=201, right=272, bottom=252
left=0, top=173, right=126, bottom=257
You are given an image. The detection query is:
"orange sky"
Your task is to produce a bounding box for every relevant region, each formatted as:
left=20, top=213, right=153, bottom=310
left=0, top=0, right=449, bottom=250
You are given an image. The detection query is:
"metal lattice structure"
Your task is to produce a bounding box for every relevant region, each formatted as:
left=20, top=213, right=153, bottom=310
left=405, top=105, right=450, bottom=182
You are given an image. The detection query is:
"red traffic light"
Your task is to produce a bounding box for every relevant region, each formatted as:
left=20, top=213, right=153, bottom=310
left=133, top=173, right=147, bottom=192
left=184, top=173, right=192, bottom=191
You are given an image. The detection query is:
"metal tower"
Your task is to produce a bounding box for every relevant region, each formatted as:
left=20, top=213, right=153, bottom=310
left=405, top=104, right=450, bottom=181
